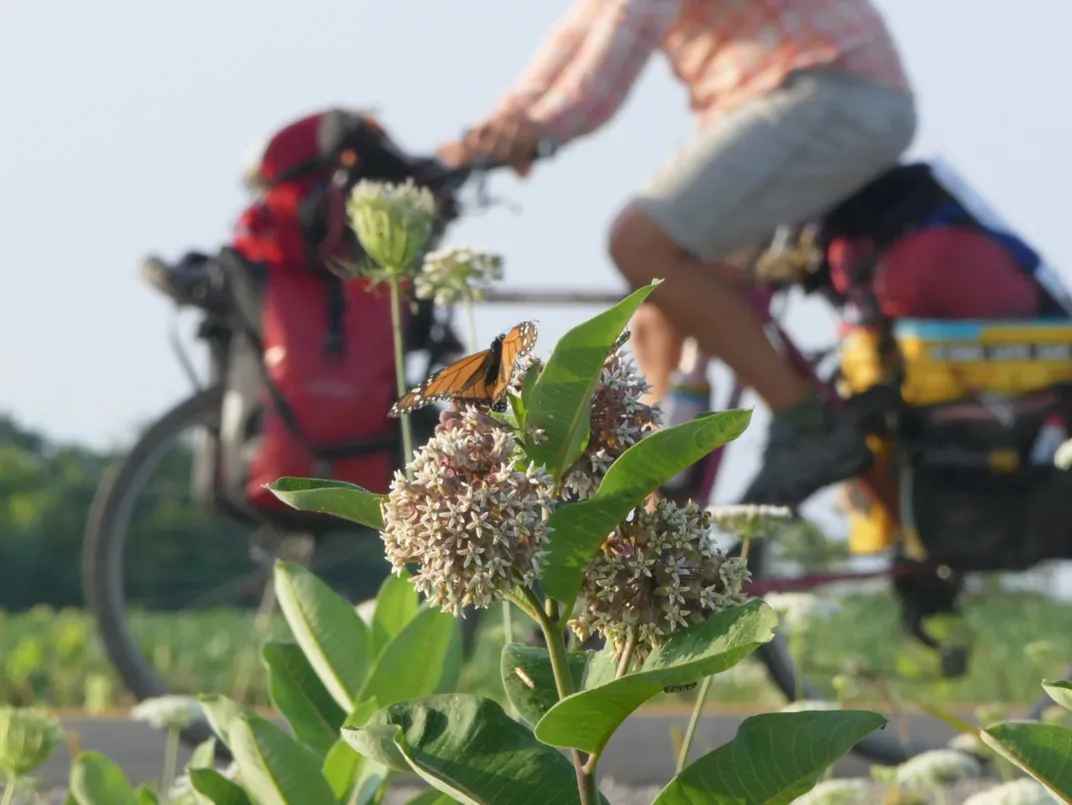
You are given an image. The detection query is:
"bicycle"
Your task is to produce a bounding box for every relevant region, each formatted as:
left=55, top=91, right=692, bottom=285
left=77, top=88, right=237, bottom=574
left=81, top=154, right=525, bottom=750
left=658, top=221, right=1072, bottom=766
left=490, top=221, right=1072, bottom=767
left=84, top=141, right=1072, bottom=766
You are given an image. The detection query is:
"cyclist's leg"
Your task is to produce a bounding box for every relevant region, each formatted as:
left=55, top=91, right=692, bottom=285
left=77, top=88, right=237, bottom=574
left=609, top=66, right=917, bottom=506
left=629, top=304, right=683, bottom=403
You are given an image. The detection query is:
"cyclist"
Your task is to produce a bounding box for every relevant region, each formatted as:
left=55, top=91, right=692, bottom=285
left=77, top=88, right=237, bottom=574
left=437, top=0, right=918, bottom=506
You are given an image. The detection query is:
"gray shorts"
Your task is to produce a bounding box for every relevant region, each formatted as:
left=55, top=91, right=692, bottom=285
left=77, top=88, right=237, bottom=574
left=632, top=67, right=918, bottom=261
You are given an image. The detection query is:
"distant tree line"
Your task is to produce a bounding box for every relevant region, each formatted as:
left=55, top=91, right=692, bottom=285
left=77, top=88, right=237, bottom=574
left=0, top=414, right=388, bottom=611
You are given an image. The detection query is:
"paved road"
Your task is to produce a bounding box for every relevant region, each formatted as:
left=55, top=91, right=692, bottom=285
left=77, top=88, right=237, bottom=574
left=39, top=711, right=969, bottom=790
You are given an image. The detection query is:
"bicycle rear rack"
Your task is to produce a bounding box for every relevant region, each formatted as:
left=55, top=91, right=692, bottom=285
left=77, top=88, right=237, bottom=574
left=480, top=287, right=625, bottom=306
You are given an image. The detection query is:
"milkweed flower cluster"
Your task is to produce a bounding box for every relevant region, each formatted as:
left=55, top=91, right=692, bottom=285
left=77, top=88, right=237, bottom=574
left=0, top=707, right=64, bottom=778
left=947, top=730, right=992, bottom=760
left=130, top=695, right=203, bottom=731
left=563, top=343, right=662, bottom=499
left=570, top=499, right=749, bottom=664
left=707, top=503, right=792, bottom=539
left=764, top=591, right=840, bottom=634
left=779, top=699, right=842, bottom=713
left=416, top=247, right=504, bottom=305
left=792, top=778, right=872, bottom=805
left=893, top=749, right=982, bottom=789
left=347, top=178, right=438, bottom=275
left=380, top=407, right=555, bottom=616
left=963, top=779, right=1060, bottom=805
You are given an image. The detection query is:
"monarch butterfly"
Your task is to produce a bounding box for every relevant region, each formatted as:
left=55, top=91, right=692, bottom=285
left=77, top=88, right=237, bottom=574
left=388, top=321, right=539, bottom=418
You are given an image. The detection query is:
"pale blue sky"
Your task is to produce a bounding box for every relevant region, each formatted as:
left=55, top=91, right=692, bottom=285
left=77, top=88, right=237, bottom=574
left=2, top=1, right=1070, bottom=519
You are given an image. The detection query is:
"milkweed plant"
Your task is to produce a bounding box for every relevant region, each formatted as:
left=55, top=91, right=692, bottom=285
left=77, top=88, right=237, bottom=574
left=47, top=180, right=1072, bottom=805
left=260, top=179, right=891, bottom=805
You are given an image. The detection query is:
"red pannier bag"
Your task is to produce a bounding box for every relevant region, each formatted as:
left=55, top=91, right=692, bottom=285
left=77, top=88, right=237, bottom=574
left=211, top=109, right=421, bottom=515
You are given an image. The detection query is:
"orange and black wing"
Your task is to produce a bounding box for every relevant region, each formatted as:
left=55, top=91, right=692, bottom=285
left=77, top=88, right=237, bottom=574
left=388, top=348, right=497, bottom=417
left=492, top=321, right=540, bottom=401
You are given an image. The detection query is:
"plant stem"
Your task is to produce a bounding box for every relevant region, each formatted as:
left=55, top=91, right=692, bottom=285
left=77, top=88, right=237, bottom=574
left=526, top=589, right=598, bottom=805
left=161, top=726, right=180, bottom=803
left=790, top=630, right=805, bottom=701
left=502, top=602, right=514, bottom=646
left=676, top=676, right=712, bottom=773
left=1, top=776, right=18, bottom=805
left=463, top=291, right=479, bottom=353
left=389, top=276, right=414, bottom=479
left=507, top=590, right=542, bottom=624
left=615, top=626, right=638, bottom=679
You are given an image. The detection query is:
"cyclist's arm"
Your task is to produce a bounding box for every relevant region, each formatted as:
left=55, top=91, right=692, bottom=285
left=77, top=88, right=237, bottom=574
left=526, top=0, right=680, bottom=143
left=495, top=0, right=604, bottom=116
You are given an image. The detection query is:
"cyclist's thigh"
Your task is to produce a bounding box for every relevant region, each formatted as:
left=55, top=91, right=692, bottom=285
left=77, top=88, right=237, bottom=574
left=632, top=67, right=917, bottom=262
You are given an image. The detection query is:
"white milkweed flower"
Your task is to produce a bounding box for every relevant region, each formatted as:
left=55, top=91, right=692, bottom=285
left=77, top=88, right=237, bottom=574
left=1054, top=437, right=1072, bottom=471
left=167, top=774, right=196, bottom=803
left=570, top=499, right=749, bottom=665
left=764, top=592, right=840, bottom=634
left=130, top=696, right=203, bottom=731
left=347, top=178, right=438, bottom=273
left=791, top=778, right=872, bottom=805
left=0, top=707, right=64, bottom=778
left=562, top=342, right=662, bottom=499
left=415, top=247, right=504, bottom=305
left=707, top=504, right=793, bottom=540
left=947, top=730, right=992, bottom=759
left=894, top=749, right=982, bottom=788
left=963, top=779, right=1060, bottom=805
left=779, top=699, right=842, bottom=713
left=380, top=407, right=555, bottom=616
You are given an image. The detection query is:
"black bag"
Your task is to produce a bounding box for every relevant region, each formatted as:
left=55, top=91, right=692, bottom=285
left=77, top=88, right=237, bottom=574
left=903, top=386, right=1072, bottom=571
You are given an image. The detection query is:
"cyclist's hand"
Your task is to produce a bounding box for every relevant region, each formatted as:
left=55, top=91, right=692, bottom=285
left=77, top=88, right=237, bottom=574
left=436, top=140, right=471, bottom=168
left=463, top=113, right=552, bottom=178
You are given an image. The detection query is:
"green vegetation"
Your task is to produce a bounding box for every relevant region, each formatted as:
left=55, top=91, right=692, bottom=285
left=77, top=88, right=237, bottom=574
left=2, top=580, right=1069, bottom=713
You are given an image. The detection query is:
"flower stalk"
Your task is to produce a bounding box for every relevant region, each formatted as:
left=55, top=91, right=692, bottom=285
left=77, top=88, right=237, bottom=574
left=524, top=587, right=599, bottom=805
left=0, top=707, right=64, bottom=805
left=676, top=675, right=712, bottom=773
left=161, top=725, right=180, bottom=802
left=345, top=179, right=440, bottom=480
left=388, top=276, right=414, bottom=477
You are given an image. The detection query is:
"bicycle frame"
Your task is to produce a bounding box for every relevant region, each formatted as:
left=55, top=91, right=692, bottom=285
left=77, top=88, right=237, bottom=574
left=479, top=282, right=910, bottom=597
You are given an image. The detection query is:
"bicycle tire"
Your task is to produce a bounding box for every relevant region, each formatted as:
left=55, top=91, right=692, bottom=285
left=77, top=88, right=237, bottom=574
left=83, top=386, right=225, bottom=749
left=84, top=386, right=485, bottom=752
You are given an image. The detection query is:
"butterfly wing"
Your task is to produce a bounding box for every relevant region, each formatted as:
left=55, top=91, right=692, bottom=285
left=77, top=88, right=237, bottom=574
left=388, top=320, right=539, bottom=418
left=492, top=321, right=539, bottom=402
left=389, top=348, right=496, bottom=417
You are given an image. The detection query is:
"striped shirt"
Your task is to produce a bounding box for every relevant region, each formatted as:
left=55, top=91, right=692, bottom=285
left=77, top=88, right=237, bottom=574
left=495, top=0, right=912, bottom=143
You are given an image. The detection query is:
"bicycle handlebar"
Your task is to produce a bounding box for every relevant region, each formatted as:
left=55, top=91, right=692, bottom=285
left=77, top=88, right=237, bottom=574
left=422, top=137, right=560, bottom=193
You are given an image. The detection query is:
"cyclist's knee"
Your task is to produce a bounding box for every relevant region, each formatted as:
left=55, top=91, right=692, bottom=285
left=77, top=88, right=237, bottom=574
left=608, top=205, right=675, bottom=286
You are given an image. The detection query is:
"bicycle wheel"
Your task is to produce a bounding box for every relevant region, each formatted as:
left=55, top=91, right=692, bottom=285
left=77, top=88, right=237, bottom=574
left=84, top=387, right=229, bottom=748
left=83, top=387, right=483, bottom=750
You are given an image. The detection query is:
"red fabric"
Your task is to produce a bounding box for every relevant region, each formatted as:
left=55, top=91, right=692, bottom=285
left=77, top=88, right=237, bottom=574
left=253, top=112, right=327, bottom=185
left=243, top=264, right=400, bottom=508
left=231, top=145, right=405, bottom=508
left=233, top=180, right=318, bottom=269
left=828, top=228, right=1040, bottom=320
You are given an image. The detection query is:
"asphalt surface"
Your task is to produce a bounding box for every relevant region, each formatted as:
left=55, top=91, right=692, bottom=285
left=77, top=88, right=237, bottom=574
left=39, top=711, right=969, bottom=790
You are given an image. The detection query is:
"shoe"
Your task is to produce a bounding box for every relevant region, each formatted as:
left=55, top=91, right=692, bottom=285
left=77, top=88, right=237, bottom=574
left=741, top=413, right=873, bottom=507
